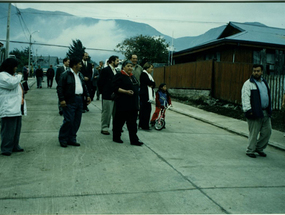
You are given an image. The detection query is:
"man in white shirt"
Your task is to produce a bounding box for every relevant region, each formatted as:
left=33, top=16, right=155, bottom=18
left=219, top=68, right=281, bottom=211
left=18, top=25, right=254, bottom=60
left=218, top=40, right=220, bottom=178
left=57, top=57, right=91, bottom=148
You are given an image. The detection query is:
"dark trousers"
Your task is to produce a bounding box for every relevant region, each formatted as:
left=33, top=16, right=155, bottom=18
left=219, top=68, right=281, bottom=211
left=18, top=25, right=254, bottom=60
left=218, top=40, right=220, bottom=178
left=83, top=81, right=92, bottom=110
left=113, top=110, right=139, bottom=144
left=47, top=77, right=54, bottom=88
left=1, top=116, right=22, bottom=154
left=36, top=77, right=43, bottom=88
left=59, top=96, right=83, bottom=143
left=139, top=95, right=152, bottom=129
left=90, top=86, right=97, bottom=101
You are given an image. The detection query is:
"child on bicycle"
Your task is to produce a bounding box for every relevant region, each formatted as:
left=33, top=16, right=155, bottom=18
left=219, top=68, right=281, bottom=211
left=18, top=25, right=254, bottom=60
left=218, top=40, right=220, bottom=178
left=150, top=83, right=172, bottom=127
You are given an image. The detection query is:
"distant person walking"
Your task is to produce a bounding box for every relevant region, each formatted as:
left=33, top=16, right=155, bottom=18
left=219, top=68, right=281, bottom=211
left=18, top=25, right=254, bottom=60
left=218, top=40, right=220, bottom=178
left=139, top=62, right=155, bottom=130
left=46, top=65, right=55, bottom=88
left=35, top=65, right=43, bottom=88
left=22, top=64, right=29, bottom=81
left=90, top=63, right=99, bottom=101
left=57, top=57, right=91, bottom=148
left=56, top=57, right=70, bottom=115
left=241, top=64, right=272, bottom=158
left=95, top=60, right=104, bottom=100
left=0, top=58, right=26, bottom=156
left=81, top=52, right=93, bottom=112
left=97, top=55, right=119, bottom=135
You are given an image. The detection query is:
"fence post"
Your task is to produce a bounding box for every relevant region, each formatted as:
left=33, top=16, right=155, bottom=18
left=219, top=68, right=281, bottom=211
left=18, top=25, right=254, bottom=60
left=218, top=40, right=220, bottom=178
left=210, top=59, right=216, bottom=98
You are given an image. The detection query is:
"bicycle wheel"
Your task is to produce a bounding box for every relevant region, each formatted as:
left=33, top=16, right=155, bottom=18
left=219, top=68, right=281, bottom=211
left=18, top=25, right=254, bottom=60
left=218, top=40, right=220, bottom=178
left=155, top=119, right=165, bottom=130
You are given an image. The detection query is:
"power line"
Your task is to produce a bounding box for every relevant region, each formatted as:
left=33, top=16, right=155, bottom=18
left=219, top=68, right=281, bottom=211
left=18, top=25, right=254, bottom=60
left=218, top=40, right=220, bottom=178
left=0, top=39, right=120, bottom=53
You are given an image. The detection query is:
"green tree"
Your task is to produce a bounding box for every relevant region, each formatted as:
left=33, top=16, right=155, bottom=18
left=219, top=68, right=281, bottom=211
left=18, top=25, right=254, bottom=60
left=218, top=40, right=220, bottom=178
left=66, top=39, right=86, bottom=60
left=9, top=47, right=30, bottom=72
left=116, top=35, right=169, bottom=64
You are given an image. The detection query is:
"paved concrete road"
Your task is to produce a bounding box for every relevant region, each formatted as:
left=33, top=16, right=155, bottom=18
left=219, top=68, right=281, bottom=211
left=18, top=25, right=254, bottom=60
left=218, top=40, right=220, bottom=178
left=0, top=78, right=285, bottom=214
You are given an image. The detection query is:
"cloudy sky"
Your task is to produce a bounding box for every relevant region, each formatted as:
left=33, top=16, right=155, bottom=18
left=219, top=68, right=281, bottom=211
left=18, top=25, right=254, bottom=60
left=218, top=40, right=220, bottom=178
left=14, top=2, right=285, bottom=38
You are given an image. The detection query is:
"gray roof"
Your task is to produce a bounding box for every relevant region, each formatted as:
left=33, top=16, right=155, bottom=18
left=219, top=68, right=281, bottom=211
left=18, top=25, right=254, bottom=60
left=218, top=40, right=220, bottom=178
left=224, top=22, right=285, bottom=46
left=175, top=22, right=285, bottom=54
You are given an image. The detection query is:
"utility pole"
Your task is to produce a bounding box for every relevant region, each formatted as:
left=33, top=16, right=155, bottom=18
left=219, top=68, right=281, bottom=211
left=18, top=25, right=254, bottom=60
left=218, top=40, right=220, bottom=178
left=28, top=31, right=39, bottom=74
left=5, top=3, right=11, bottom=59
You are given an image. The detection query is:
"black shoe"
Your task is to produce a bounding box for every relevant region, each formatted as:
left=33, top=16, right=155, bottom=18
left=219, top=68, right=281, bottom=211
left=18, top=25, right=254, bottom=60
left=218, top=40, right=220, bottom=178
left=59, top=111, right=63, bottom=116
left=101, top=130, right=110, bottom=135
left=82, top=110, right=86, bottom=113
left=60, top=142, right=67, bottom=148
left=67, top=142, right=80, bottom=146
left=256, top=151, right=267, bottom=157
left=131, top=141, right=144, bottom=146
left=246, top=153, right=256, bottom=158
left=2, top=152, right=11, bottom=156
left=86, top=107, right=89, bottom=112
left=12, top=148, right=24, bottom=152
left=113, top=139, right=123, bottom=143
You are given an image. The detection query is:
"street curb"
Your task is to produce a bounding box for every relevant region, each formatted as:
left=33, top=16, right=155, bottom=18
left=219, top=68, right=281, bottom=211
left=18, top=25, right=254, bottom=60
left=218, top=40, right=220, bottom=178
left=170, top=107, right=285, bottom=152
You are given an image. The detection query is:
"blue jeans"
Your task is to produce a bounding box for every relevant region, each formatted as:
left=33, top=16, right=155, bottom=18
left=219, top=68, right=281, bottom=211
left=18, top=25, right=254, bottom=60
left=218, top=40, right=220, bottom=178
left=58, top=96, right=83, bottom=143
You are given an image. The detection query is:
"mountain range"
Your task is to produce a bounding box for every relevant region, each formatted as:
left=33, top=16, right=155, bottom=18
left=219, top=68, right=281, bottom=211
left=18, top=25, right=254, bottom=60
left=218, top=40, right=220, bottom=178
left=0, top=3, right=228, bottom=63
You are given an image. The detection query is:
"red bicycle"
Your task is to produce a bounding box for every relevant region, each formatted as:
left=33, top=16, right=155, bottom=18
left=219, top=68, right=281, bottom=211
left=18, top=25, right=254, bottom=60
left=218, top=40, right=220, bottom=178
left=154, top=105, right=171, bottom=130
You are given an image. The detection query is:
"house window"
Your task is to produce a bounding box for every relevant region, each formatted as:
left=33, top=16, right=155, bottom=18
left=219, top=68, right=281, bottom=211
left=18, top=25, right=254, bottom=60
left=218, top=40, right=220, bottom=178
left=253, top=49, right=283, bottom=74
left=205, top=52, right=220, bottom=62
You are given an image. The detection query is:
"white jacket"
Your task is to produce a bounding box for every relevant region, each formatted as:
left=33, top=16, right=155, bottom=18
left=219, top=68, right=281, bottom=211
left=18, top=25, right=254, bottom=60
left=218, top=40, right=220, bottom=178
left=0, top=72, right=27, bottom=118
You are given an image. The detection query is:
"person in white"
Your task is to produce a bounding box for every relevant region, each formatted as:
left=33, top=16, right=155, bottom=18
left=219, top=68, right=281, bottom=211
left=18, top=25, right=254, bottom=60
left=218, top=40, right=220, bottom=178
left=0, top=58, right=26, bottom=156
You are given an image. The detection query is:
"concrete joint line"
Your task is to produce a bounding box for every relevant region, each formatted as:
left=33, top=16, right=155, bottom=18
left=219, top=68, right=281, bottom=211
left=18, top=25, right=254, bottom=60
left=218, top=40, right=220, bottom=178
left=143, top=143, right=230, bottom=214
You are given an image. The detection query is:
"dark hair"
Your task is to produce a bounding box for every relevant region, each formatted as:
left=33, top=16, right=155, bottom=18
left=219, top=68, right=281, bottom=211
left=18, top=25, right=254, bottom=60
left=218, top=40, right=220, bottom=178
left=122, top=60, right=132, bottom=68
left=143, top=62, right=153, bottom=70
left=63, top=57, right=69, bottom=63
left=253, top=64, right=263, bottom=70
left=0, top=58, right=19, bottom=75
left=157, top=83, right=170, bottom=97
left=69, top=57, right=81, bottom=68
left=108, top=55, right=118, bottom=64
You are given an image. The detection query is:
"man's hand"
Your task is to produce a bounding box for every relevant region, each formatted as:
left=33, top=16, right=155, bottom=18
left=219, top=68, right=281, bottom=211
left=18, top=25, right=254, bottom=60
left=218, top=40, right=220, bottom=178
left=126, top=90, right=134, bottom=96
left=86, top=97, right=91, bottom=105
left=84, top=77, right=89, bottom=81
left=60, top=100, right=67, bottom=108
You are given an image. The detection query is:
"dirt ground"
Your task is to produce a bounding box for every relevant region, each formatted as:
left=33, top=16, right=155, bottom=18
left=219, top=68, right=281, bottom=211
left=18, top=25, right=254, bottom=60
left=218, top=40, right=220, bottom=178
left=173, top=97, right=285, bottom=133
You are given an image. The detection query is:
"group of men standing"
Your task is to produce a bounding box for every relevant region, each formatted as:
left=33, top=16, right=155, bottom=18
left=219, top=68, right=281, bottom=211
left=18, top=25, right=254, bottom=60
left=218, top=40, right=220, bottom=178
left=55, top=53, right=144, bottom=148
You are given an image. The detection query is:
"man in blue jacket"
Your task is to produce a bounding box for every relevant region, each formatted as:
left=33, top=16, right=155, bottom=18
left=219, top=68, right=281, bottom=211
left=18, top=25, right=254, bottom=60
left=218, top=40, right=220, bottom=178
left=241, top=64, right=272, bottom=158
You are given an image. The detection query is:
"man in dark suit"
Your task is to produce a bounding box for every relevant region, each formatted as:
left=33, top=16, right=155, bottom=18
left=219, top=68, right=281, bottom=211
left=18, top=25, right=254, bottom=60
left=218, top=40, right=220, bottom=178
left=90, top=63, right=99, bottom=101
left=56, top=57, right=70, bottom=115
left=57, top=57, right=91, bottom=148
left=46, top=65, right=55, bottom=88
left=81, top=52, right=93, bottom=112
left=97, top=55, right=119, bottom=135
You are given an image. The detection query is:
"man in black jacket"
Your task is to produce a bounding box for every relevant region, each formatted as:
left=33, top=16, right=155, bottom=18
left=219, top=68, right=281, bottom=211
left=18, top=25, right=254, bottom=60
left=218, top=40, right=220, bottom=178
left=56, top=57, right=70, bottom=115
left=81, top=52, right=93, bottom=112
left=35, top=65, right=43, bottom=88
left=97, top=55, right=119, bottom=135
left=46, top=65, right=55, bottom=88
left=57, top=57, right=91, bottom=148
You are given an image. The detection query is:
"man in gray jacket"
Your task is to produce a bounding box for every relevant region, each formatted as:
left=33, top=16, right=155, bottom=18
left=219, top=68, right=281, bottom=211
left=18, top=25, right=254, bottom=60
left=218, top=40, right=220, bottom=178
left=241, top=64, right=272, bottom=158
